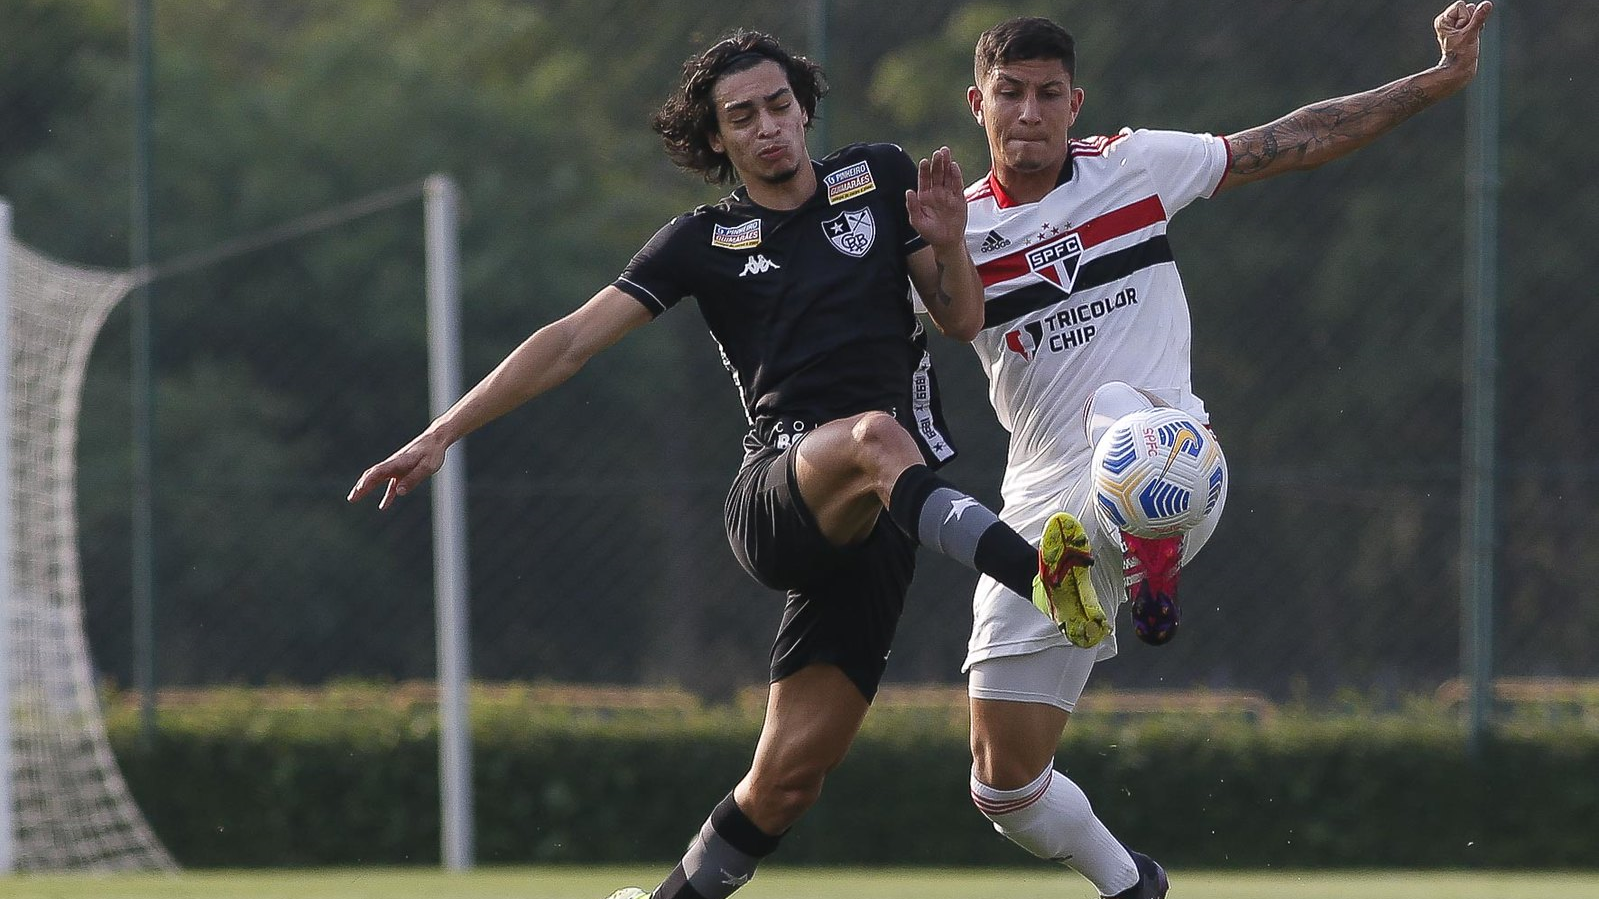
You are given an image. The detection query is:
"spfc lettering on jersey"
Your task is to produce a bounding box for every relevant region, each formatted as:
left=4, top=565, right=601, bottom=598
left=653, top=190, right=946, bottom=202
left=1025, top=231, right=1084, bottom=290
left=824, top=161, right=876, bottom=205
left=823, top=207, right=876, bottom=258
left=711, top=219, right=762, bottom=250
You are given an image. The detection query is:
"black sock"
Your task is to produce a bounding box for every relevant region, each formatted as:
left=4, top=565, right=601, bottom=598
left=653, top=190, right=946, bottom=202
left=652, top=793, right=782, bottom=899
left=888, top=465, right=1037, bottom=599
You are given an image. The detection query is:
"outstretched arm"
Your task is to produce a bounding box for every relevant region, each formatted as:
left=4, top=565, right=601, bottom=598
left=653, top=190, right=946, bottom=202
left=1217, top=0, right=1492, bottom=194
left=906, top=147, right=985, bottom=342
left=347, top=287, right=652, bottom=509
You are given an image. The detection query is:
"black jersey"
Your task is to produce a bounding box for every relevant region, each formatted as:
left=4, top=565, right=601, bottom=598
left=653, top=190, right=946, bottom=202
left=613, top=142, right=956, bottom=465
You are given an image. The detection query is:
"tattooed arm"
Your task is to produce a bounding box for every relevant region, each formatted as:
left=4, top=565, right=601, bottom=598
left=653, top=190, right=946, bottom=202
left=1217, top=1, right=1493, bottom=194
left=907, top=147, right=985, bottom=342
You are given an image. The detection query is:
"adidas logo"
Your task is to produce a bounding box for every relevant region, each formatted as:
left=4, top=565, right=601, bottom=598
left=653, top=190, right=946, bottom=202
left=739, top=254, right=781, bottom=277
left=979, top=230, right=1011, bottom=253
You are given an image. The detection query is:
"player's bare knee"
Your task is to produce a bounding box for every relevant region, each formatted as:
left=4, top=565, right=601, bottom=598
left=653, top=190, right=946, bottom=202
left=747, top=767, right=827, bottom=827
left=771, top=780, right=825, bottom=823
left=965, top=723, right=1042, bottom=787
left=970, top=746, right=1042, bottom=793
left=849, top=410, right=897, bottom=448
left=849, top=411, right=916, bottom=473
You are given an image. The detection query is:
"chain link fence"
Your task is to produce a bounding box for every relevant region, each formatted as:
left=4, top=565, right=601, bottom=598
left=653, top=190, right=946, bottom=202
left=5, top=0, right=1589, bottom=709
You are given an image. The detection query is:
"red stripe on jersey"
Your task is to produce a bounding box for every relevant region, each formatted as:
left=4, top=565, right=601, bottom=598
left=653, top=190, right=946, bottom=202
left=1068, top=132, right=1130, bottom=158
left=965, top=181, right=995, bottom=203
left=977, top=194, right=1169, bottom=287
left=985, top=170, right=1019, bottom=209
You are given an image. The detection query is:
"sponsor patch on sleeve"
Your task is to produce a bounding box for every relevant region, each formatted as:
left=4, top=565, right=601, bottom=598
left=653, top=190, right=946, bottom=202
left=824, top=161, right=876, bottom=205
left=711, top=219, right=762, bottom=250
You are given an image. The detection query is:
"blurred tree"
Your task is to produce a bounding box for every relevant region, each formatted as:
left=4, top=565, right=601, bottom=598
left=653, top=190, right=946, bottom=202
left=1, top=0, right=1590, bottom=696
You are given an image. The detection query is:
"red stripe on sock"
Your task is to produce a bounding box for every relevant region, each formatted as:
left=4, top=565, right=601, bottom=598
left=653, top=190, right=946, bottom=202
left=972, top=774, right=1051, bottom=816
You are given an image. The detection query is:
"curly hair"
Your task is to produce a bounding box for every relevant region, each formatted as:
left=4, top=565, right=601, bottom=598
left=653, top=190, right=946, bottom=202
left=973, top=17, right=1076, bottom=86
left=652, top=30, right=828, bottom=185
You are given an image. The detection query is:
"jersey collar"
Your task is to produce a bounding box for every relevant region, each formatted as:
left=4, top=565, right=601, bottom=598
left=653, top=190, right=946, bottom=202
left=986, top=145, right=1075, bottom=209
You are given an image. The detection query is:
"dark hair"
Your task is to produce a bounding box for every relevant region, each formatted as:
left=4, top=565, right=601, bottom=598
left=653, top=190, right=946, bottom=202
left=652, top=29, right=827, bottom=185
left=973, top=17, right=1076, bottom=86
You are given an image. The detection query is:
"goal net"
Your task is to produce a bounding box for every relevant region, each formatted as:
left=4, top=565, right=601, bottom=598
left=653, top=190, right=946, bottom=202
left=2, top=204, right=176, bottom=871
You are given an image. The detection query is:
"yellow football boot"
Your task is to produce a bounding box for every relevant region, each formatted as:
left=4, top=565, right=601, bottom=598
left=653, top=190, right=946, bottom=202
left=1032, top=512, right=1108, bottom=648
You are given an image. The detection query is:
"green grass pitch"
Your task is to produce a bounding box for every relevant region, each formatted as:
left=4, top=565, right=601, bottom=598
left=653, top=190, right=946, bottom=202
left=3, top=867, right=1598, bottom=899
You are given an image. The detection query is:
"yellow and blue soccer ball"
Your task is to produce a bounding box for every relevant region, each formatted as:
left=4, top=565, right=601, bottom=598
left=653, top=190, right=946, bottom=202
left=1092, top=407, right=1225, bottom=539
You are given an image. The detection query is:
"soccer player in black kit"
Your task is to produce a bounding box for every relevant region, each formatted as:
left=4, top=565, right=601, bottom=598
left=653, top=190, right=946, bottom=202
left=348, top=30, right=1092, bottom=899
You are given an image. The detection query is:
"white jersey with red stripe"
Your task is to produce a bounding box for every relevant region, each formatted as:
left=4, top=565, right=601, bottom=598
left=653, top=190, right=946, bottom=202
left=963, top=127, right=1230, bottom=668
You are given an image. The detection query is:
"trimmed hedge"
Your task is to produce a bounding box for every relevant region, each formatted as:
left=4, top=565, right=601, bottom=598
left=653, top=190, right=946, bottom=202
left=107, top=691, right=1599, bottom=868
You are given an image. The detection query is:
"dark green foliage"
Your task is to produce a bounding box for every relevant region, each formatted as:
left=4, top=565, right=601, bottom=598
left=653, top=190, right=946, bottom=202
left=5, top=0, right=1594, bottom=698
left=109, top=696, right=1599, bottom=868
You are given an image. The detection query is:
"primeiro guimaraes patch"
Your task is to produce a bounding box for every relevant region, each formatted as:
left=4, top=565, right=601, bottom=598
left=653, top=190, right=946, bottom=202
left=824, top=161, right=876, bottom=205
left=711, top=219, right=762, bottom=250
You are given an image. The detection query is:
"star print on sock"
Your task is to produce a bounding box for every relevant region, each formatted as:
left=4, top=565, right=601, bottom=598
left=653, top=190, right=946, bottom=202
left=945, top=497, right=982, bottom=523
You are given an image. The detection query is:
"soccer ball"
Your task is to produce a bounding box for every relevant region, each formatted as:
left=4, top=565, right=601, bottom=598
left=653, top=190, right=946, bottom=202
left=1092, top=406, right=1226, bottom=539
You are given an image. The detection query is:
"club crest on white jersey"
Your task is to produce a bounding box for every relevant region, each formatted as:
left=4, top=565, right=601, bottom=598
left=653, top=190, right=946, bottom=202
left=1025, top=231, right=1084, bottom=290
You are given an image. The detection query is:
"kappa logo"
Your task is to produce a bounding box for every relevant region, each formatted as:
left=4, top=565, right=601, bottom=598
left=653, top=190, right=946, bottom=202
left=1026, top=231, right=1084, bottom=290
left=1004, top=320, right=1045, bottom=360
left=824, top=160, right=876, bottom=204
left=979, top=229, right=1011, bottom=253
left=711, top=219, right=762, bottom=250
left=822, top=207, right=876, bottom=257
left=739, top=254, right=781, bottom=277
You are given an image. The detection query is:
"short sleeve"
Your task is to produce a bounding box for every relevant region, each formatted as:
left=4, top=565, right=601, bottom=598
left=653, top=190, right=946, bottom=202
left=1120, top=128, right=1230, bottom=215
left=612, top=216, right=698, bottom=316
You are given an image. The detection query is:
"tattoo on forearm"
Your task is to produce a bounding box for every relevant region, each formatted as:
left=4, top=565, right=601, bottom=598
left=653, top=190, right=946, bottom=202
left=1231, top=79, right=1434, bottom=176
left=932, top=259, right=953, bottom=309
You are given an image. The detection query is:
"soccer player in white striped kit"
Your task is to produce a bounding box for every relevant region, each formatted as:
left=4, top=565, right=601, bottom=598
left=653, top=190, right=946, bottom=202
left=953, top=5, right=1493, bottom=897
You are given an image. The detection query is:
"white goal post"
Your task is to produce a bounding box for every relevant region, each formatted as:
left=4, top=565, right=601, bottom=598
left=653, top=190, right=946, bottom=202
left=0, top=199, right=12, bottom=874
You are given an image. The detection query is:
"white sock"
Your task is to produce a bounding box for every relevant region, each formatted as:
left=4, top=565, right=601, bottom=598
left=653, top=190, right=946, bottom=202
left=970, top=766, right=1138, bottom=896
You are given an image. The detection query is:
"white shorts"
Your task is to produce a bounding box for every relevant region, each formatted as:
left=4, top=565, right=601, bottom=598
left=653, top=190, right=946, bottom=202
left=968, top=643, right=1098, bottom=713
left=963, top=433, right=1228, bottom=674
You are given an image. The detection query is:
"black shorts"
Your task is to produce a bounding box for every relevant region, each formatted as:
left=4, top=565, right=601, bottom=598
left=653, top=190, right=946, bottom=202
left=725, top=442, right=916, bottom=701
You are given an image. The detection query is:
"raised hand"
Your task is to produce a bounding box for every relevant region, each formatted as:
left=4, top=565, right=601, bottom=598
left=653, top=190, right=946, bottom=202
left=346, top=432, right=448, bottom=510
left=905, top=146, right=968, bottom=252
left=1435, top=1, right=1493, bottom=77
